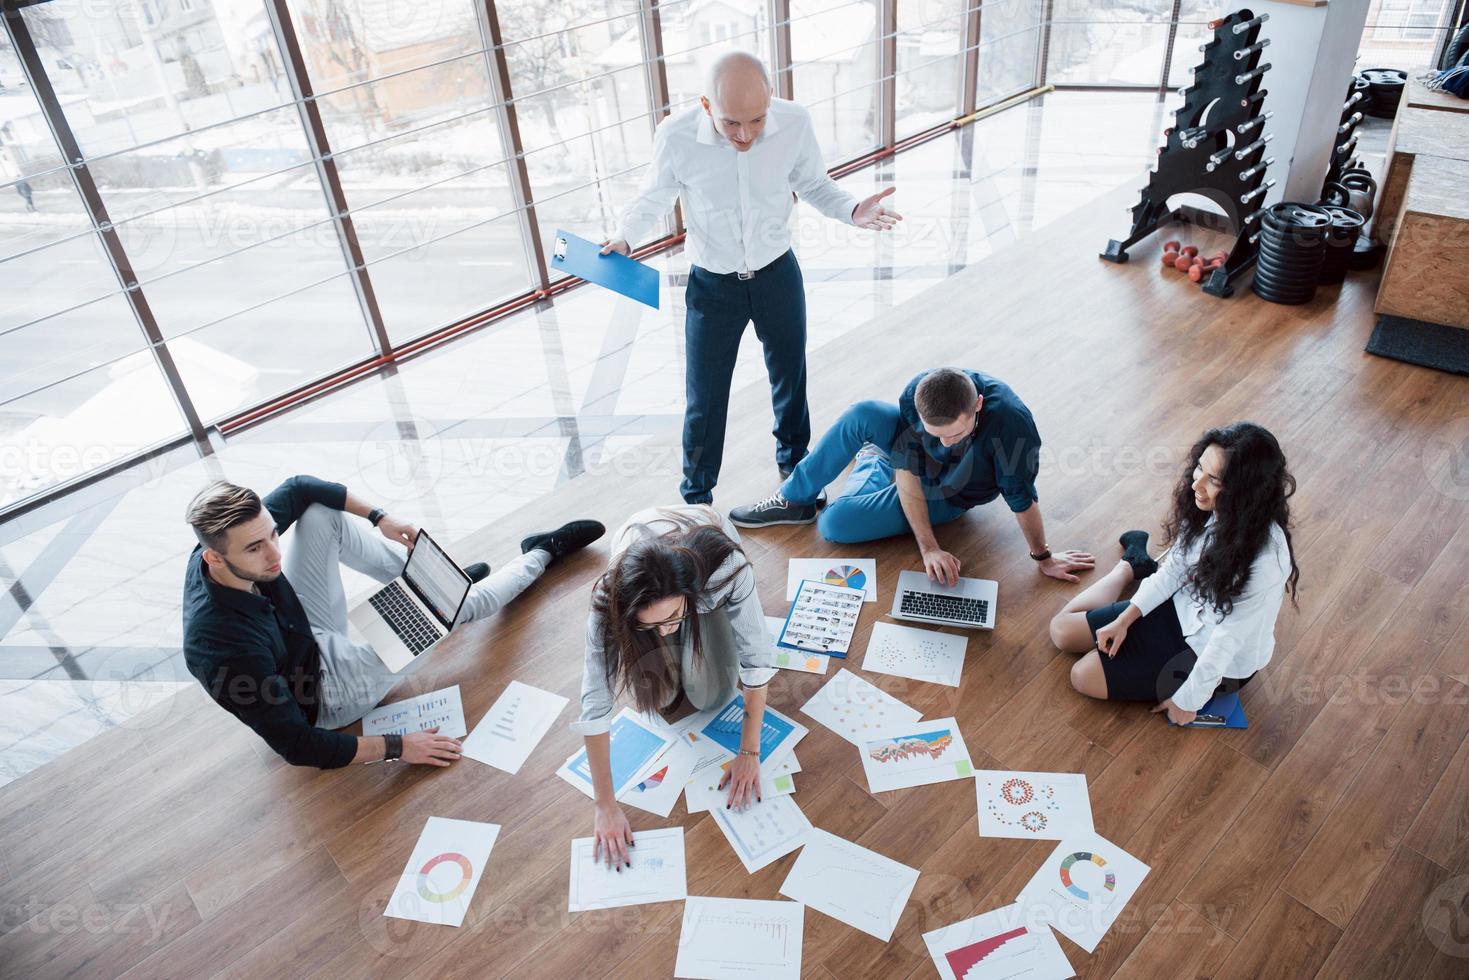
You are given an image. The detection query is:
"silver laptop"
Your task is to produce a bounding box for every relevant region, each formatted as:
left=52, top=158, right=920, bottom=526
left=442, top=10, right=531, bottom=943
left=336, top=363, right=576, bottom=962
left=890, top=569, right=997, bottom=630
left=349, top=531, right=472, bottom=672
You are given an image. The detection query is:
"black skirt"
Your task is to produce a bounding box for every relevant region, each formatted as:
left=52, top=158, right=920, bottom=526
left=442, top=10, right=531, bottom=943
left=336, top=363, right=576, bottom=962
left=1084, top=599, right=1254, bottom=703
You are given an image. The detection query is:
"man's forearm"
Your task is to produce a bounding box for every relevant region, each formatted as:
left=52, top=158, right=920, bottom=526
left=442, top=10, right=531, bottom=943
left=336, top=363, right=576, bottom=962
left=350, top=735, right=387, bottom=765
left=895, top=471, right=939, bottom=552
left=1013, top=503, right=1049, bottom=556
left=342, top=491, right=376, bottom=521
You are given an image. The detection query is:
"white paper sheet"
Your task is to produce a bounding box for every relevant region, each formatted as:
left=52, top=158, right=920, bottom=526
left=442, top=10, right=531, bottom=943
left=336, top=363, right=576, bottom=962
left=684, top=752, right=800, bottom=813
left=384, top=816, right=500, bottom=928
left=674, top=897, right=804, bottom=980
left=766, top=616, right=830, bottom=674
left=461, top=681, right=568, bottom=774
left=922, top=902, right=1074, bottom=980
left=362, top=685, right=466, bottom=739
left=777, top=828, right=919, bottom=942
left=975, top=770, right=1095, bottom=841
left=778, top=580, right=864, bottom=656
left=567, top=826, right=687, bottom=912
left=622, top=735, right=699, bottom=817
left=862, top=621, right=967, bottom=687
left=859, top=717, right=974, bottom=793
left=708, top=792, right=812, bottom=874
left=555, top=707, right=677, bottom=801
left=786, top=558, right=878, bottom=603
left=800, top=669, right=923, bottom=745
left=1017, top=832, right=1151, bottom=953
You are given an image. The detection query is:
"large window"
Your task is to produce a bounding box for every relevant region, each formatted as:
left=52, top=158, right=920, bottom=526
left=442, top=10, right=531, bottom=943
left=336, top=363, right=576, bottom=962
left=7, top=0, right=1463, bottom=514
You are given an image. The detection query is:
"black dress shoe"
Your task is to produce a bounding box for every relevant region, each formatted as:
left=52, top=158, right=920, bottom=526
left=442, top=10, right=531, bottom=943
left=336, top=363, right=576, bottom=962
left=463, top=562, right=491, bottom=583
left=521, top=519, right=606, bottom=562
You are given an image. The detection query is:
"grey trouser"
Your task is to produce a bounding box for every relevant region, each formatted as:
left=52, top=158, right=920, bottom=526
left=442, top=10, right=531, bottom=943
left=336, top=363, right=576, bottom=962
left=282, top=504, right=548, bottom=729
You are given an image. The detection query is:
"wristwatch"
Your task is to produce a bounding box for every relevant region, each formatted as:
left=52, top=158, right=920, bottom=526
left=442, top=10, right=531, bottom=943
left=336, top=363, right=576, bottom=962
left=1029, top=547, right=1052, bottom=562
left=384, top=732, right=403, bottom=762
left=367, top=507, right=385, bottom=527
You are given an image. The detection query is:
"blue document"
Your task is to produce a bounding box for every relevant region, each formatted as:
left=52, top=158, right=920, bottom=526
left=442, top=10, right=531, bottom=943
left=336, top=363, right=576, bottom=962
left=566, top=715, right=668, bottom=788
left=550, top=229, right=659, bottom=308
left=699, top=694, right=797, bottom=763
left=1173, top=691, right=1248, bottom=729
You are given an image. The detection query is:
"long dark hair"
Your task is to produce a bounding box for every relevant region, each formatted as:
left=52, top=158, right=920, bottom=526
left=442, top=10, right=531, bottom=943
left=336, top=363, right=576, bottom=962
left=1163, top=422, right=1301, bottom=617
left=592, top=510, right=751, bottom=713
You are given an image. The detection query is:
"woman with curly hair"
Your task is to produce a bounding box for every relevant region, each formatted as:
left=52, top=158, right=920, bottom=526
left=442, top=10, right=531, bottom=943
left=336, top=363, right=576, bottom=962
left=570, top=505, right=776, bottom=867
left=1047, top=422, right=1300, bottom=725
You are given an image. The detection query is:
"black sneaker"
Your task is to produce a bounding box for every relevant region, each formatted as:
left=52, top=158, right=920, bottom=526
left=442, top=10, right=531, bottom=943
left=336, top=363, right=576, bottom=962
left=521, top=519, right=606, bottom=563
left=463, top=562, right=491, bottom=583
left=730, top=491, right=819, bottom=528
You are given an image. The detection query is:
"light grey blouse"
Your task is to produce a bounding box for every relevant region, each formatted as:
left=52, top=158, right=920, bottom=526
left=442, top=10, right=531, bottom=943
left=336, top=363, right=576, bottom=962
left=570, top=505, right=778, bottom=737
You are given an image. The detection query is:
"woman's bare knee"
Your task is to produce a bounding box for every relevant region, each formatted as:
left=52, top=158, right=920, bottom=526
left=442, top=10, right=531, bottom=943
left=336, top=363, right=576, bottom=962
left=1049, top=612, right=1092, bottom=654
left=1069, top=653, right=1108, bottom=699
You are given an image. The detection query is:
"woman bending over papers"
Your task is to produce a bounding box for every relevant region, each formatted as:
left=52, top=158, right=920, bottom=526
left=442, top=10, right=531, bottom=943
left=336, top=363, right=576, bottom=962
left=572, top=504, right=777, bottom=867
left=1047, top=422, right=1300, bottom=725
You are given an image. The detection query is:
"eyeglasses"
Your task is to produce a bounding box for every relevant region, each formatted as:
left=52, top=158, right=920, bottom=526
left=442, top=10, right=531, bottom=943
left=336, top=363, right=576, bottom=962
left=634, top=600, right=689, bottom=632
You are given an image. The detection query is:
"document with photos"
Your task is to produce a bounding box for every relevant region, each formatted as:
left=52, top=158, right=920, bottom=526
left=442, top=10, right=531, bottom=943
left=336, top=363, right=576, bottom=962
left=777, top=580, right=864, bottom=657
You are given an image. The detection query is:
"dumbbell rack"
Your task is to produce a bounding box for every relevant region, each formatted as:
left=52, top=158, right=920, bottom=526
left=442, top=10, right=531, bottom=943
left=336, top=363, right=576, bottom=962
left=1321, top=76, right=1365, bottom=195
left=1100, top=8, right=1275, bottom=298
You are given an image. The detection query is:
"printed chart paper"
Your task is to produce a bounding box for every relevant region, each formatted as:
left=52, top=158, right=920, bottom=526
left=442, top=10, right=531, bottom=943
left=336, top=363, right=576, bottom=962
left=975, top=770, right=1095, bottom=841
left=623, top=735, right=699, bottom=817
left=922, top=903, right=1074, bottom=980
left=767, top=616, right=830, bottom=674
left=859, top=717, right=973, bottom=793
left=685, top=752, right=800, bottom=814
left=799, top=669, right=923, bottom=746
left=786, top=558, right=878, bottom=603
left=384, top=816, right=500, bottom=928
left=674, top=897, right=803, bottom=980
left=778, top=580, right=864, bottom=657
left=362, top=685, right=466, bottom=739
left=1017, top=832, right=1151, bottom=953
left=556, top=707, right=676, bottom=800
left=862, top=622, right=967, bottom=687
left=709, top=792, right=812, bottom=873
left=698, top=694, right=807, bottom=764
left=461, top=681, right=568, bottom=774
left=778, top=828, right=919, bottom=942
left=568, top=826, right=687, bottom=912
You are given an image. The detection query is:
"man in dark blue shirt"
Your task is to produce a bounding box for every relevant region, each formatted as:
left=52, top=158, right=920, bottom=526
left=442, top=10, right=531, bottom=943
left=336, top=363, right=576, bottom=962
left=731, top=368, right=1094, bottom=584
left=182, top=475, right=603, bottom=768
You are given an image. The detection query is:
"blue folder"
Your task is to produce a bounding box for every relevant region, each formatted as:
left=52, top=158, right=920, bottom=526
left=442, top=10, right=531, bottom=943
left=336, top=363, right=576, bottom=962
left=1172, top=691, right=1248, bottom=729
left=550, top=229, right=660, bottom=309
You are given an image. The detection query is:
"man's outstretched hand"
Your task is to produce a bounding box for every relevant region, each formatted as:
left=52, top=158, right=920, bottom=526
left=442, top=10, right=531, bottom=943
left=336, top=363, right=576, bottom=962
left=853, top=187, right=902, bottom=230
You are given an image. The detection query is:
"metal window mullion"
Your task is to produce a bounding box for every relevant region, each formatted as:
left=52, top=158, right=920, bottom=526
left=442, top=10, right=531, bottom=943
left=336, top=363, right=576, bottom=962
left=771, top=0, right=794, bottom=100
left=1036, top=0, right=1055, bottom=88
left=263, top=0, right=392, bottom=357
left=639, top=0, right=682, bottom=238
left=879, top=0, right=897, bottom=148
left=960, top=0, right=984, bottom=116
left=2, top=5, right=208, bottom=446
left=477, top=0, right=550, bottom=293
left=1158, top=0, right=1183, bottom=97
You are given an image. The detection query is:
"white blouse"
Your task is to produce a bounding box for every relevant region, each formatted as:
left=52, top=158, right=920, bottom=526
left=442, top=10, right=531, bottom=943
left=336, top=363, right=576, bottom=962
left=1129, top=520, right=1292, bottom=712
left=571, top=505, right=777, bottom=737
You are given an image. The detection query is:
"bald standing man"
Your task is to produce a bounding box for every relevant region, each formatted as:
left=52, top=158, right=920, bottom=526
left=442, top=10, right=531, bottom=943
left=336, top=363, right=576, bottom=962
left=604, top=52, right=901, bottom=505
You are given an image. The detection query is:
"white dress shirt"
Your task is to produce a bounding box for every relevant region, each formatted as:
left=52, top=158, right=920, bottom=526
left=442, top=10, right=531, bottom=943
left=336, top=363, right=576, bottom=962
left=1129, top=520, right=1292, bottom=712
left=571, top=505, right=778, bottom=737
left=615, top=98, right=859, bottom=275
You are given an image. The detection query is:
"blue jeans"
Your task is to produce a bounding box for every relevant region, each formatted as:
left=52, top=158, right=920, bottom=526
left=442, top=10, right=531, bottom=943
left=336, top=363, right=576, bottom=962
left=682, top=249, right=809, bottom=503
left=781, top=400, right=973, bottom=544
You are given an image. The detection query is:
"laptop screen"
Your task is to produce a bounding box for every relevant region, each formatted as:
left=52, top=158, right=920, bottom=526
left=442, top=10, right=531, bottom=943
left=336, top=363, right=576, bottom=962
left=403, top=531, right=471, bottom=626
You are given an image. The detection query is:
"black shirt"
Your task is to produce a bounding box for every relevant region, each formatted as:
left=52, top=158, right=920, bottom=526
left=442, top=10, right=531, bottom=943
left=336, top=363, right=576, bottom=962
left=893, top=369, right=1042, bottom=511
left=181, top=475, right=357, bottom=769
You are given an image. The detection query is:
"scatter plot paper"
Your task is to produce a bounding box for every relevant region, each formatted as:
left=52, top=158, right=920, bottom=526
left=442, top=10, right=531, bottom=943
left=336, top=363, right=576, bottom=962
left=862, top=621, right=967, bottom=687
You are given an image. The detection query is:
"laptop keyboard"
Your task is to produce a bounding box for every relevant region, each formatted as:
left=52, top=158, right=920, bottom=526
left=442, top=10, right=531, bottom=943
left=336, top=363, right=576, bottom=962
left=900, top=590, right=990, bottom=625
left=368, top=583, right=441, bottom=654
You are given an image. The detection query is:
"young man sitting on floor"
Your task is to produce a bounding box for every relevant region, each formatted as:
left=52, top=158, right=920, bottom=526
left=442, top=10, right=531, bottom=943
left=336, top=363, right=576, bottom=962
left=181, top=476, right=603, bottom=768
left=730, top=367, right=1094, bottom=584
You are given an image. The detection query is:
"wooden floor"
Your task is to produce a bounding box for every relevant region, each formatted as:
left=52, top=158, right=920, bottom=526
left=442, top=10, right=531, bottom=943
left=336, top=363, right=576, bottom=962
left=4, top=190, right=1468, bottom=980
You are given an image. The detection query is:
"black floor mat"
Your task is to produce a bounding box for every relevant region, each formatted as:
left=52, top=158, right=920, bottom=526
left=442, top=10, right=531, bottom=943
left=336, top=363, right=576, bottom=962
left=1366, top=314, right=1469, bottom=375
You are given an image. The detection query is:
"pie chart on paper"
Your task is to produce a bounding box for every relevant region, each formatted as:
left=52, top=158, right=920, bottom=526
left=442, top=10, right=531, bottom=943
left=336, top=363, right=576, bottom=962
left=824, top=565, right=868, bottom=591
